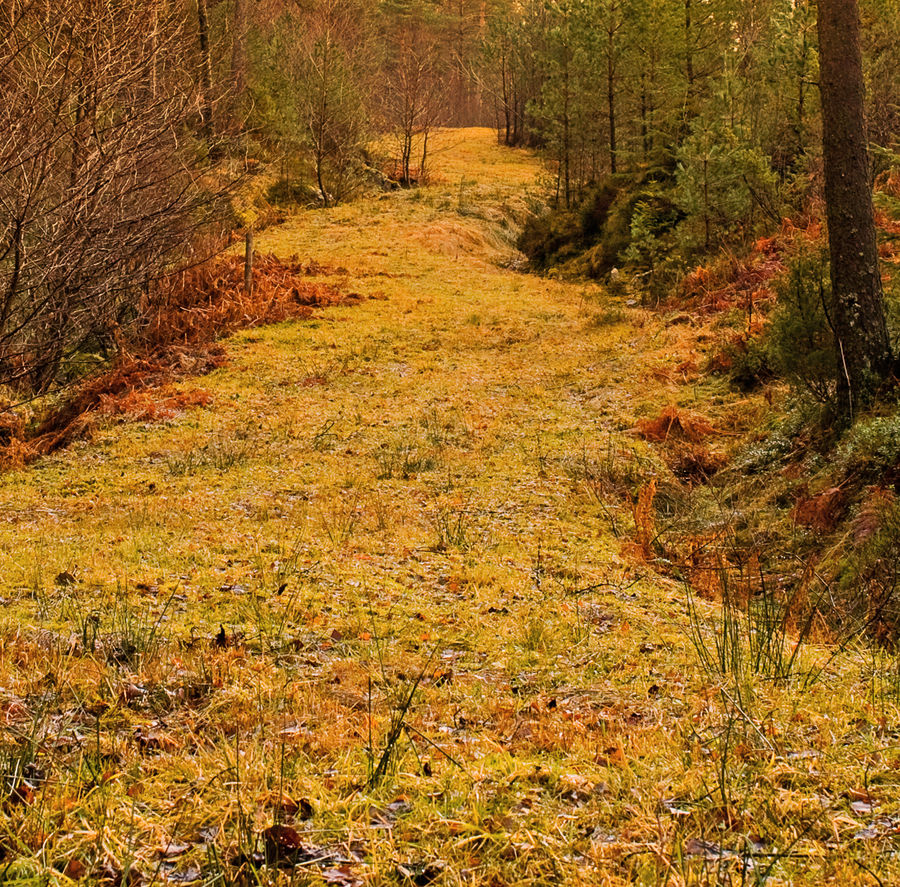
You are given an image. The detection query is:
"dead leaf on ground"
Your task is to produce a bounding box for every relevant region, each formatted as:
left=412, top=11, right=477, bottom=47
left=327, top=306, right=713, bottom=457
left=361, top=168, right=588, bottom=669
left=397, top=860, right=446, bottom=885
left=369, top=797, right=412, bottom=828
left=322, top=866, right=364, bottom=886
left=6, top=782, right=35, bottom=807
left=135, top=728, right=179, bottom=753
left=259, top=791, right=314, bottom=820
left=158, top=840, right=191, bottom=859
left=683, top=838, right=736, bottom=861
left=159, top=862, right=202, bottom=884
left=94, top=860, right=146, bottom=886
left=63, top=858, right=87, bottom=880
left=261, top=825, right=343, bottom=868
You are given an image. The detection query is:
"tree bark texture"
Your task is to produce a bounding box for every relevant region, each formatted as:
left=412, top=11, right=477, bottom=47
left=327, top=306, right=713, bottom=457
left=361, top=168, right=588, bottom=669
left=817, top=0, right=892, bottom=416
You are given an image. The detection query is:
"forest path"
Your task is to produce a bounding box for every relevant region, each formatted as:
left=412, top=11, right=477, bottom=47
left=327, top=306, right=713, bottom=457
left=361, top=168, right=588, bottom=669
left=1, top=129, right=670, bottom=621
left=0, top=130, right=730, bottom=885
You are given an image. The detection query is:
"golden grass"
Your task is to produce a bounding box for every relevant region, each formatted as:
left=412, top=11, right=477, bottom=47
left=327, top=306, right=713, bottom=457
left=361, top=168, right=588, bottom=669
left=0, top=128, right=895, bottom=885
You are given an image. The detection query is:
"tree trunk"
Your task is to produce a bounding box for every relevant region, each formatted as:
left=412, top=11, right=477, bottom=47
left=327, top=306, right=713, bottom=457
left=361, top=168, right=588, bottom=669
left=562, top=50, right=570, bottom=207
left=640, top=71, right=648, bottom=160
left=606, top=17, right=617, bottom=175
left=500, top=55, right=510, bottom=144
left=196, top=0, right=213, bottom=135
left=817, top=0, right=893, bottom=417
left=244, top=229, right=253, bottom=297
left=231, top=0, right=248, bottom=119
left=684, top=0, right=694, bottom=104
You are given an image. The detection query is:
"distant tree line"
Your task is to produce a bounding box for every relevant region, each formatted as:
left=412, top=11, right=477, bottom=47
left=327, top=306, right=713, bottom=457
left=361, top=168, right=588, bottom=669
left=2, top=0, right=899, bottom=414
left=481, top=0, right=898, bottom=211
left=0, top=0, right=489, bottom=396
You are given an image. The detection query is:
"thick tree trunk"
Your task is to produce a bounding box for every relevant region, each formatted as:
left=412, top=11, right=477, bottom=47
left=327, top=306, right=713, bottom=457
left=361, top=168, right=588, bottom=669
left=817, top=0, right=893, bottom=417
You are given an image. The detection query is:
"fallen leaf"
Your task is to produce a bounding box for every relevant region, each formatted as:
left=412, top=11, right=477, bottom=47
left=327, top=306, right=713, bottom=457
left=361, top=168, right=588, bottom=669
left=321, top=866, right=363, bottom=886
left=261, top=826, right=339, bottom=868
left=6, top=782, right=35, bottom=807
left=63, top=858, right=87, bottom=880
left=94, top=860, right=146, bottom=886
left=397, top=860, right=446, bottom=885
left=595, top=744, right=626, bottom=767
left=159, top=841, right=190, bottom=859
left=851, top=799, right=877, bottom=816
left=196, top=826, right=219, bottom=845
left=119, top=683, right=147, bottom=703
left=135, top=729, right=178, bottom=753
left=683, top=838, right=736, bottom=860
left=160, top=863, right=201, bottom=884
left=260, top=791, right=313, bottom=820
left=369, top=797, right=412, bottom=828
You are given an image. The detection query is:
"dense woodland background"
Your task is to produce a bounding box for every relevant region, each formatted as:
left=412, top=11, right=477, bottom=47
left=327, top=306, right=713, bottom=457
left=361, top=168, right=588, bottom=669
left=2, top=0, right=900, bottom=404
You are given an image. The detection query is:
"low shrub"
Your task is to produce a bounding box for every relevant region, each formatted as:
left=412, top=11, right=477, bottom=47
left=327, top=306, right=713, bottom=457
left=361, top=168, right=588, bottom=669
left=836, top=412, right=900, bottom=482
left=518, top=161, right=680, bottom=280
left=765, top=246, right=836, bottom=404
left=713, top=334, right=773, bottom=391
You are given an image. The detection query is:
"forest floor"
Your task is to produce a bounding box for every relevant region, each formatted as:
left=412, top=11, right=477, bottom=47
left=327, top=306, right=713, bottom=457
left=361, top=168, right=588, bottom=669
left=0, top=129, right=896, bottom=886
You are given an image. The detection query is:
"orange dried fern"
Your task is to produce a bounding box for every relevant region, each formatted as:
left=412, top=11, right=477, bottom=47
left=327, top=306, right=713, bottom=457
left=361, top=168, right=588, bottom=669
left=631, top=478, right=658, bottom=561
left=635, top=406, right=718, bottom=443
left=1, top=253, right=358, bottom=466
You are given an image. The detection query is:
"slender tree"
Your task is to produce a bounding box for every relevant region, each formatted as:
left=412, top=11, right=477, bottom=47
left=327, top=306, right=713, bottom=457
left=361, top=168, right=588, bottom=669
left=196, top=0, right=214, bottom=134
left=603, top=0, right=621, bottom=174
left=231, top=0, right=249, bottom=120
left=817, top=0, right=893, bottom=417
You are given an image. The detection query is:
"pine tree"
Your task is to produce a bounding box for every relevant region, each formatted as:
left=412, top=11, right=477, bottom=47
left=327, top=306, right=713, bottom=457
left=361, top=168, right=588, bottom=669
left=817, top=0, right=893, bottom=417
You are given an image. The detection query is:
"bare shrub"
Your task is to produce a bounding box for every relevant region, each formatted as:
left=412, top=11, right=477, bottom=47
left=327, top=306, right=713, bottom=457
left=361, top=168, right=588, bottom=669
left=0, top=1, right=222, bottom=394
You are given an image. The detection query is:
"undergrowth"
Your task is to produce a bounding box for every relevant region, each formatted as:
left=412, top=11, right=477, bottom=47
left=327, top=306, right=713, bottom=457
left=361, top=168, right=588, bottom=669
left=0, top=253, right=357, bottom=469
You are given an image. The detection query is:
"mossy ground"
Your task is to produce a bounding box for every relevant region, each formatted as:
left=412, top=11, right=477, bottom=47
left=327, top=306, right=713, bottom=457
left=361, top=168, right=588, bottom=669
left=0, top=130, right=896, bottom=886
